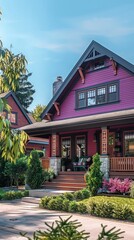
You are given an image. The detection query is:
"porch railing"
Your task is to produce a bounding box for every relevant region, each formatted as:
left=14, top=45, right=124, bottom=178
left=110, top=157, right=134, bottom=172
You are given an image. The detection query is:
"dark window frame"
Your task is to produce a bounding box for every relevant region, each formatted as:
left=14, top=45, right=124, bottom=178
left=76, top=81, right=119, bottom=109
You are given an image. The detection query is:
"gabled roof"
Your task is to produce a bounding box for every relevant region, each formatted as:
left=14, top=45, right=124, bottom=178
left=0, top=91, right=32, bottom=124
left=41, top=40, right=134, bottom=119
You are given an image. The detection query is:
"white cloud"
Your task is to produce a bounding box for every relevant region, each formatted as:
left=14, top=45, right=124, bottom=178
left=1, top=16, right=134, bottom=53
left=31, top=16, right=134, bottom=52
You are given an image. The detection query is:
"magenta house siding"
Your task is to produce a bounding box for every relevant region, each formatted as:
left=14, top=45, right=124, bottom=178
left=54, top=63, right=134, bottom=120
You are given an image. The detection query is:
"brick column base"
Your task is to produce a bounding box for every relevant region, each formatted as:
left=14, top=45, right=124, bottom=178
left=49, top=157, right=61, bottom=175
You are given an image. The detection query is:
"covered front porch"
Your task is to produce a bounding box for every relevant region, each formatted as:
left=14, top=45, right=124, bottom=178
left=22, top=109, right=134, bottom=179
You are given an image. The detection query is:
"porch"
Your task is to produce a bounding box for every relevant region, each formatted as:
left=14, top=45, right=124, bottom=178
left=110, top=157, right=134, bottom=179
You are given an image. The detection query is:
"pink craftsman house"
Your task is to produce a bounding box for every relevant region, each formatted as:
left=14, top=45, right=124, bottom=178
left=21, top=41, right=134, bottom=179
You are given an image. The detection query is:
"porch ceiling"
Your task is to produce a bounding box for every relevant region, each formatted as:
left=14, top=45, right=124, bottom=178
left=20, top=109, right=134, bottom=136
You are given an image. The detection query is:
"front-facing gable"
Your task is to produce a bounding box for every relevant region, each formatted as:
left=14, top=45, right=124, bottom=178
left=0, top=91, right=32, bottom=128
left=41, top=40, right=134, bottom=121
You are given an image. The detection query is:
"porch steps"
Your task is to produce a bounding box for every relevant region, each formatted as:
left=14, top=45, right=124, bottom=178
left=43, top=171, right=86, bottom=191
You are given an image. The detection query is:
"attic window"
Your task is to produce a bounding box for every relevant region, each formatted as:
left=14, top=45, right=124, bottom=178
left=94, top=61, right=104, bottom=70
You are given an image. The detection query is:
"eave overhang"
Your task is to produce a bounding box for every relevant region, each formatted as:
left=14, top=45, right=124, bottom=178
left=20, top=109, right=134, bottom=136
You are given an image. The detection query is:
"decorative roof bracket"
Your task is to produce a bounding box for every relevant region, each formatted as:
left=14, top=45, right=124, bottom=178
left=110, top=58, right=117, bottom=75
left=78, top=67, right=85, bottom=84
left=54, top=102, right=60, bottom=116
left=46, top=113, right=52, bottom=121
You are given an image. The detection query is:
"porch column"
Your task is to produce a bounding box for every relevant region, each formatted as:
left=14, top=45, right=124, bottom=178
left=100, top=127, right=110, bottom=179
left=50, top=133, right=61, bottom=175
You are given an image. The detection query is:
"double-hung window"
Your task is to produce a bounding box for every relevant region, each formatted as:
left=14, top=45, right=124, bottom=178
left=97, top=87, right=106, bottom=104
left=78, top=92, right=86, bottom=108
left=108, top=84, right=118, bottom=102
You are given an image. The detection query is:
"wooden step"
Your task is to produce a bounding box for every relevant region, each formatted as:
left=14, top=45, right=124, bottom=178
left=43, top=185, right=86, bottom=191
left=45, top=182, right=86, bottom=187
left=59, top=171, right=85, bottom=175
left=43, top=171, right=86, bottom=191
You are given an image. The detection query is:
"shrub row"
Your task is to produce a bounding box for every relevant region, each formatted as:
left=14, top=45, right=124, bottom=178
left=87, top=196, right=134, bottom=221
left=40, top=193, right=134, bottom=221
left=0, top=190, right=29, bottom=200
left=40, top=195, right=88, bottom=213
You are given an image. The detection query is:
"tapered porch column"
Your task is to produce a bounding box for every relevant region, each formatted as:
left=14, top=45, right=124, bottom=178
left=50, top=133, right=61, bottom=175
left=100, top=127, right=110, bottom=179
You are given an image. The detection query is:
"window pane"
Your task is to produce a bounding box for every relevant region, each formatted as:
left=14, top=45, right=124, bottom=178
left=78, top=92, right=85, bottom=99
left=109, top=85, right=116, bottom=93
left=97, top=87, right=106, bottom=104
left=125, top=132, right=134, bottom=156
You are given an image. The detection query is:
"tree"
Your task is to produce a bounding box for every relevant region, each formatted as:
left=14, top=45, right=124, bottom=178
left=0, top=45, right=35, bottom=109
left=86, top=153, right=103, bottom=196
left=26, top=150, right=44, bottom=189
left=4, top=156, right=28, bottom=188
left=31, top=104, right=46, bottom=121
left=0, top=46, right=28, bottom=92
left=15, top=73, right=35, bottom=109
left=0, top=44, right=28, bottom=162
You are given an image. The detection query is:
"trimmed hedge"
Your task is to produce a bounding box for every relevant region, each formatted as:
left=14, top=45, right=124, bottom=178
left=40, top=188, right=90, bottom=213
left=85, top=196, right=134, bottom=221
left=0, top=190, right=29, bottom=200
left=40, top=192, right=134, bottom=221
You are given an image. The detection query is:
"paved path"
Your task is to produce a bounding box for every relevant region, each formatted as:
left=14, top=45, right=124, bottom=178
left=0, top=199, right=134, bottom=239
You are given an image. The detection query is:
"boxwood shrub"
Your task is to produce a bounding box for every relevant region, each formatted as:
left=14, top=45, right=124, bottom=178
left=68, top=201, right=79, bottom=212
left=1, top=190, right=29, bottom=200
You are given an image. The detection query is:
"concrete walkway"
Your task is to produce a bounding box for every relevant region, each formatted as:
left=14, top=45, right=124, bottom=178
left=0, top=198, right=134, bottom=239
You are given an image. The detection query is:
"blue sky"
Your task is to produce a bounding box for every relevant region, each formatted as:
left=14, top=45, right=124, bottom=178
left=0, top=0, right=134, bottom=111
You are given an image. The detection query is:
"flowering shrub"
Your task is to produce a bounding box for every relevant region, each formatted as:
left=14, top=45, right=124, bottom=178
left=103, top=178, right=132, bottom=194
